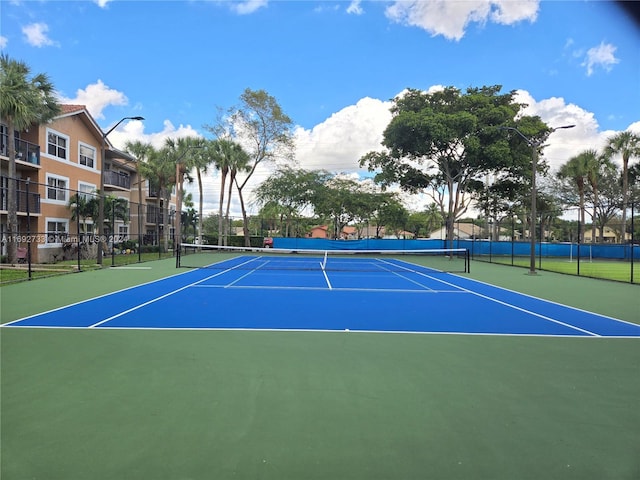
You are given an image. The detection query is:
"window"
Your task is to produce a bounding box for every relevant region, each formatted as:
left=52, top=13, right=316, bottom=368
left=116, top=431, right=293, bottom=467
left=46, top=219, right=68, bottom=245
left=78, top=182, right=96, bottom=201
left=47, top=130, right=68, bottom=160
left=80, top=222, right=95, bottom=234
left=118, top=225, right=129, bottom=241
left=46, top=175, right=67, bottom=202
left=79, top=143, right=96, bottom=168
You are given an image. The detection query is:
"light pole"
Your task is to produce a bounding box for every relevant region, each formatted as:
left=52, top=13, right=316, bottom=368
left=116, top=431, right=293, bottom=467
left=98, top=116, right=144, bottom=265
left=174, top=146, right=202, bottom=264
left=500, top=124, right=575, bottom=275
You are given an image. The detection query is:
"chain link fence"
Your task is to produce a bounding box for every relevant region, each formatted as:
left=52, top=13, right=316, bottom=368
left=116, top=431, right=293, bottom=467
left=2, top=175, right=637, bottom=284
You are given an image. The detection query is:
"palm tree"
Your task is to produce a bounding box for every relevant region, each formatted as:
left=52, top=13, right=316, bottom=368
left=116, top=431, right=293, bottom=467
left=583, top=149, right=615, bottom=243
left=184, top=139, right=210, bottom=244
left=558, top=153, right=590, bottom=243
left=124, top=140, right=153, bottom=248
left=0, top=54, right=60, bottom=263
left=180, top=193, right=198, bottom=240
left=104, top=195, right=130, bottom=242
left=138, top=146, right=175, bottom=252
left=604, top=131, right=640, bottom=241
left=228, top=145, right=251, bottom=245
left=424, top=203, right=443, bottom=237
left=68, top=192, right=98, bottom=234
left=209, top=139, right=250, bottom=245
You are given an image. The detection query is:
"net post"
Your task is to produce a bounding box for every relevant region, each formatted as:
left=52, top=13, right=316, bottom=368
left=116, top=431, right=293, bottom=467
left=176, top=242, right=180, bottom=268
left=466, top=248, right=470, bottom=273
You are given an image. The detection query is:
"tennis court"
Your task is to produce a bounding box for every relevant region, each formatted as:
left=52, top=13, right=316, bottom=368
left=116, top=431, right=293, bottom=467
left=2, top=251, right=640, bottom=480
left=5, top=248, right=639, bottom=337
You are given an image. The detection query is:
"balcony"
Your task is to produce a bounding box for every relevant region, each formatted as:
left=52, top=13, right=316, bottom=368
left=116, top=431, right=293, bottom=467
left=104, top=170, right=131, bottom=190
left=146, top=205, right=175, bottom=225
left=146, top=205, right=164, bottom=225
left=0, top=177, right=41, bottom=214
left=0, top=134, right=41, bottom=166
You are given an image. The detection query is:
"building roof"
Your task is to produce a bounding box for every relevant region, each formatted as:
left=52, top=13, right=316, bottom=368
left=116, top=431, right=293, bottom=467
left=55, top=104, right=107, bottom=147
left=59, top=104, right=86, bottom=115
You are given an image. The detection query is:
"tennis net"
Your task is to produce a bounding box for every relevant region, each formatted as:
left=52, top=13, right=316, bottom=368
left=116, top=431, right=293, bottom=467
left=177, top=244, right=470, bottom=274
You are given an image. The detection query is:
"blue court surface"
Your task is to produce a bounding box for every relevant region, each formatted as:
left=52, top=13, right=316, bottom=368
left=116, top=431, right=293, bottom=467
left=4, top=255, right=640, bottom=337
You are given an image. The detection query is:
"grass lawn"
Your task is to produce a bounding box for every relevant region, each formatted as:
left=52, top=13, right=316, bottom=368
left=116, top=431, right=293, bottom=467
left=0, top=252, right=174, bottom=285
left=478, top=255, right=639, bottom=283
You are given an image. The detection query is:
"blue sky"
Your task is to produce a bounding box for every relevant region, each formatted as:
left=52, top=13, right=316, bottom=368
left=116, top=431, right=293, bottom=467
left=1, top=0, right=638, bottom=214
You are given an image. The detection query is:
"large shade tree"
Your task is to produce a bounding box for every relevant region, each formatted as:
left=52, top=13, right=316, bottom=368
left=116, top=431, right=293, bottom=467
left=359, top=85, right=548, bottom=247
left=0, top=54, right=60, bottom=263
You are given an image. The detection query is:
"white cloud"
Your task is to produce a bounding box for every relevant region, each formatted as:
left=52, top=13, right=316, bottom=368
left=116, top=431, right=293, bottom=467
left=108, top=119, right=201, bottom=151
left=231, top=0, right=268, bottom=15
left=513, top=90, right=613, bottom=172
left=293, top=97, right=393, bottom=172
left=109, top=87, right=636, bottom=218
left=0, top=36, right=7, bottom=48
left=346, top=0, right=363, bottom=15
left=582, top=41, right=619, bottom=76
left=628, top=121, right=640, bottom=135
left=94, top=0, right=111, bottom=7
left=58, top=80, right=129, bottom=120
left=22, top=22, right=58, bottom=47
left=385, top=0, right=539, bottom=41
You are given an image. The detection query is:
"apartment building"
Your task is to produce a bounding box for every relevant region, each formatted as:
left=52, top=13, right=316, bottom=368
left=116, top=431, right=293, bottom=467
left=1, top=105, right=176, bottom=264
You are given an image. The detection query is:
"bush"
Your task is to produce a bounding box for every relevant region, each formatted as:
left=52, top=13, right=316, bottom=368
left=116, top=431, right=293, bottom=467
left=117, top=240, right=138, bottom=252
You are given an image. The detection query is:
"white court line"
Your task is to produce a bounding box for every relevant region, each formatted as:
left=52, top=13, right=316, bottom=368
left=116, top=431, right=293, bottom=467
left=88, top=257, right=261, bottom=328
left=322, top=266, right=333, bottom=289
left=110, top=266, right=152, bottom=270
left=190, top=284, right=464, bottom=293
left=0, top=267, right=202, bottom=327
left=411, top=271, right=600, bottom=337
left=375, top=257, right=599, bottom=336
left=6, top=324, right=638, bottom=338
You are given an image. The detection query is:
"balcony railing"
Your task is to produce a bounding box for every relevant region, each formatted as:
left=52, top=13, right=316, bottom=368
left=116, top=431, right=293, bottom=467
left=146, top=205, right=164, bottom=225
left=145, top=206, right=176, bottom=225
left=104, top=170, right=131, bottom=189
left=0, top=177, right=41, bottom=214
left=0, top=133, right=41, bottom=166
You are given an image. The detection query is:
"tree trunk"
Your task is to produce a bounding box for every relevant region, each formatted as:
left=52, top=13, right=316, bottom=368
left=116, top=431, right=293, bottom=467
left=621, top=156, right=629, bottom=242
left=6, top=122, right=18, bottom=264
left=218, top=171, right=227, bottom=246
left=235, top=182, right=251, bottom=247
left=137, top=166, right=143, bottom=250
left=579, top=190, right=585, bottom=244
left=197, top=168, right=203, bottom=245
left=591, top=204, right=597, bottom=244
left=162, top=191, right=170, bottom=253
left=224, top=173, right=235, bottom=246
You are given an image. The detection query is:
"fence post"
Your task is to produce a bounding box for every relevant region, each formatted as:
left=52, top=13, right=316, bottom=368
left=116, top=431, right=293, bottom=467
left=76, top=196, right=81, bottom=272
left=111, top=202, right=116, bottom=266
left=631, top=201, right=635, bottom=284
left=26, top=178, right=32, bottom=280
left=577, top=223, right=581, bottom=276
left=138, top=201, right=142, bottom=263
left=511, top=216, right=515, bottom=266
left=157, top=211, right=161, bottom=260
